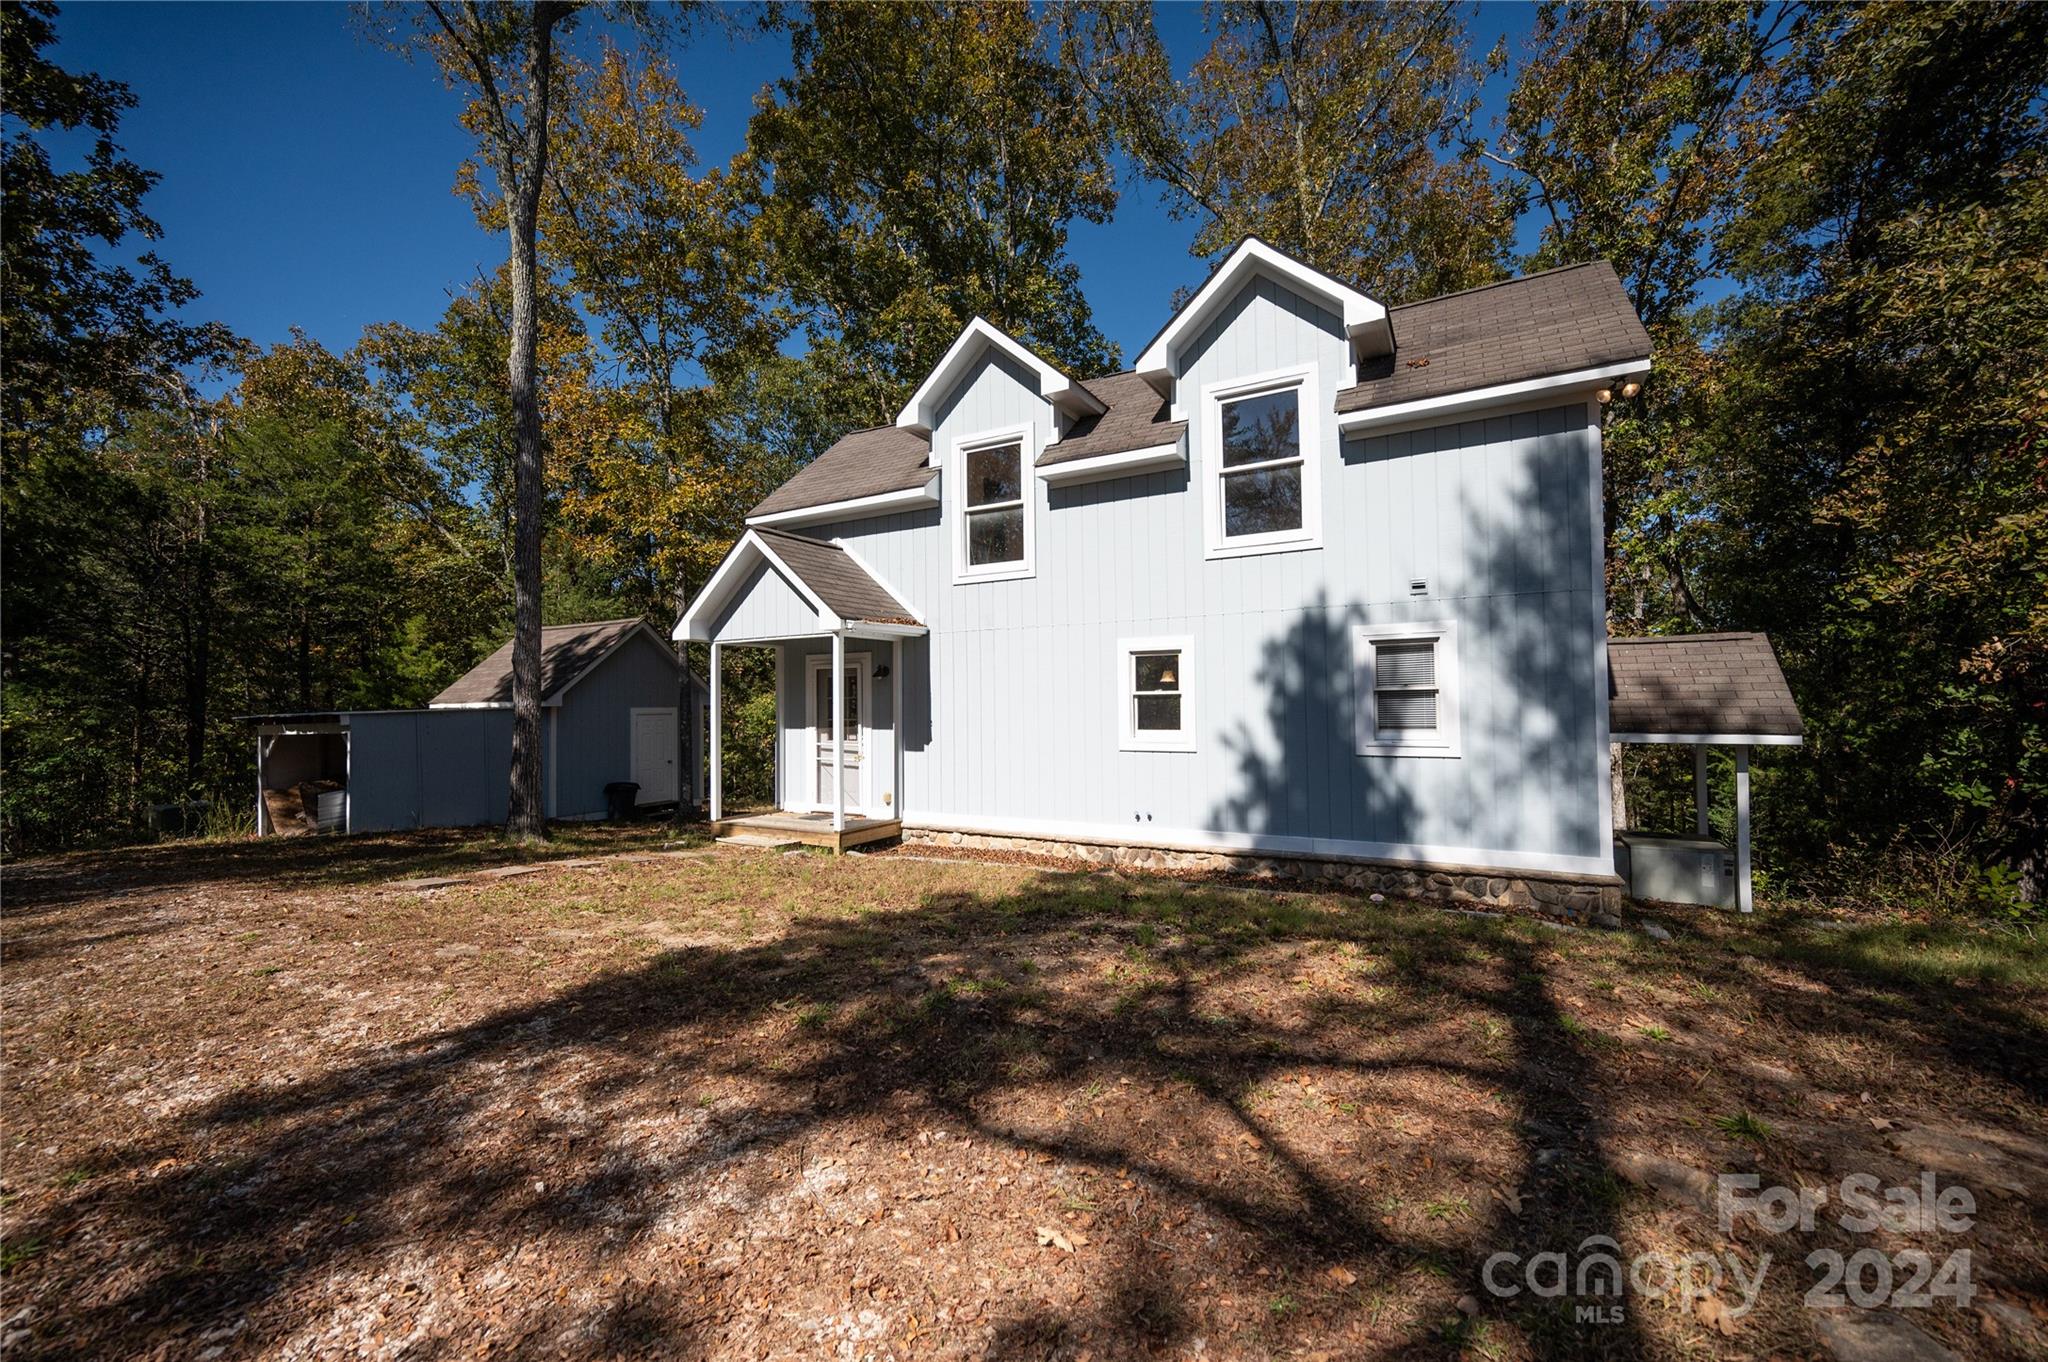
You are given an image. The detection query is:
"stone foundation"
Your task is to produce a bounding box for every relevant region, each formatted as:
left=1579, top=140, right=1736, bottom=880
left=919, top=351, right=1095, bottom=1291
left=899, top=827, right=1626, bottom=923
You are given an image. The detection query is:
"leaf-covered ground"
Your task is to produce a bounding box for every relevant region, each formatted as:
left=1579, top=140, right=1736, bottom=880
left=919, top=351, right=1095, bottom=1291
left=3, top=830, right=2045, bottom=1360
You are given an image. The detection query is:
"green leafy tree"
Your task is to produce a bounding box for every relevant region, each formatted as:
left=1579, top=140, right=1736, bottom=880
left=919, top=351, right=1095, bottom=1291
left=746, top=1, right=1120, bottom=423
left=1063, top=0, right=1512, bottom=302
left=0, top=0, right=237, bottom=462
left=1694, top=0, right=2048, bottom=899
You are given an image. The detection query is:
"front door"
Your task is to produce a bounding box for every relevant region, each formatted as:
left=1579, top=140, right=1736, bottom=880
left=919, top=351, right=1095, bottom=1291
left=806, top=653, right=868, bottom=815
left=630, top=707, right=679, bottom=805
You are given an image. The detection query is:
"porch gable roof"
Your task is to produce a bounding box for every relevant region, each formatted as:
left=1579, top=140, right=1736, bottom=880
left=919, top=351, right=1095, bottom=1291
left=676, top=528, right=923, bottom=643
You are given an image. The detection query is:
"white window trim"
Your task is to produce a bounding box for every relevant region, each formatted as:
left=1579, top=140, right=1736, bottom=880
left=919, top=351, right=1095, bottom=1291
left=1199, top=362, right=1323, bottom=560
left=1117, top=635, right=1196, bottom=753
left=1352, top=620, right=1460, bottom=758
left=949, top=422, right=1037, bottom=584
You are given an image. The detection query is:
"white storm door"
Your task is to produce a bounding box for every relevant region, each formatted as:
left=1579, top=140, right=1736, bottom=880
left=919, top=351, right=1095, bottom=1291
left=630, top=707, right=678, bottom=805
left=806, top=653, right=868, bottom=814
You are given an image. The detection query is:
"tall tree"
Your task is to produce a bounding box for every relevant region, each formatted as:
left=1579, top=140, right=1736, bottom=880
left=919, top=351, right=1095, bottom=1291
left=518, top=42, right=782, bottom=616
left=0, top=0, right=236, bottom=462
left=1696, top=0, right=2048, bottom=897
left=1063, top=0, right=1512, bottom=302
left=746, top=1, right=1120, bottom=423
left=371, top=0, right=580, bottom=840
left=2, top=0, right=242, bottom=841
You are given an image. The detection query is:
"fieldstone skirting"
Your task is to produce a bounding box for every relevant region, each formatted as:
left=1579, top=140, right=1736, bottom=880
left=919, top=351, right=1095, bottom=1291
left=898, top=828, right=1625, bottom=922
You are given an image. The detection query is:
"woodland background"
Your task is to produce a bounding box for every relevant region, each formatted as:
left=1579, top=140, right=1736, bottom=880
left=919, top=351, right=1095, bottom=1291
left=2, top=1, right=2042, bottom=911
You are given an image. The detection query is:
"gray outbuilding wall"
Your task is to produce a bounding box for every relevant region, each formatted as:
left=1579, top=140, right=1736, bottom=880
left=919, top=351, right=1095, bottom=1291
left=551, top=628, right=690, bottom=816
left=346, top=709, right=513, bottom=833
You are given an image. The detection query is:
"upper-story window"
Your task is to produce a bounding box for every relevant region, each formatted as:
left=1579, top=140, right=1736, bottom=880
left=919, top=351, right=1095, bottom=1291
left=1200, top=363, right=1323, bottom=559
left=952, top=424, right=1035, bottom=583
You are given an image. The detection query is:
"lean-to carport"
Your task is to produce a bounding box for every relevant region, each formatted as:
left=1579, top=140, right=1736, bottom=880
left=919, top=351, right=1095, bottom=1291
left=1609, top=632, right=1805, bottom=912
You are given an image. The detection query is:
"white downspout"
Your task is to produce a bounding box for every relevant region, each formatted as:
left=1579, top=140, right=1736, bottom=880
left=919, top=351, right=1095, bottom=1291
left=892, top=635, right=903, bottom=822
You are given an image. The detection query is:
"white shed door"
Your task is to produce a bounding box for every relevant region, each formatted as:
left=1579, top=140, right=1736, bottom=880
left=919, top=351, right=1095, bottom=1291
left=630, top=707, right=678, bottom=805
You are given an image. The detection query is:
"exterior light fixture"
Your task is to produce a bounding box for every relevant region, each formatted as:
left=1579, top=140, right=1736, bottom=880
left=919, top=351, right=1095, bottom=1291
left=1621, top=380, right=1642, bottom=399
left=1595, top=388, right=1613, bottom=404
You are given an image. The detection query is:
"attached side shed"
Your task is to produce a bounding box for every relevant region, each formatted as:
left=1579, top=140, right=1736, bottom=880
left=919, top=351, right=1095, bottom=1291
left=1608, top=632, right=1804, bottom=911
left=251, top=618, right=706, bottom=835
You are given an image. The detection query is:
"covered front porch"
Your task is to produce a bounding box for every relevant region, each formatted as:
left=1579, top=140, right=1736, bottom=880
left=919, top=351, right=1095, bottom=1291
left=677, top=527, right=926, bottom=854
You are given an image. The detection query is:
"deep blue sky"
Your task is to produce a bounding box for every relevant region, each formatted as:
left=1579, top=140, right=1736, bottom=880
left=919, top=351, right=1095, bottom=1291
left=50, top=2, right=1536, bottom=368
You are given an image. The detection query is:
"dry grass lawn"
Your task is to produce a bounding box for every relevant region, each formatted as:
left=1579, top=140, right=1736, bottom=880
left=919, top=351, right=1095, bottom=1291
left=3, top=829, right=2046, bottom=1360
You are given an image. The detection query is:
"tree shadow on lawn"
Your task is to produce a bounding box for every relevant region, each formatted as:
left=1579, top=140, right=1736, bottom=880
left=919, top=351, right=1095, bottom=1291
left=23, top=872, right=2046, bottom=1361
left=0, top=820, right=699, bottom=915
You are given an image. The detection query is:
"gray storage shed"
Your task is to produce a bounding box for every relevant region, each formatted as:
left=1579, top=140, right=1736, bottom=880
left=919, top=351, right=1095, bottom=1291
left=250, top=618, right=705, bottom=835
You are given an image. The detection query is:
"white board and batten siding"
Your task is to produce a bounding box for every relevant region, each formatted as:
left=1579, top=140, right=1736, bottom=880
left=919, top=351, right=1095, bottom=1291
left=790, top=274, right=1610, bottom=876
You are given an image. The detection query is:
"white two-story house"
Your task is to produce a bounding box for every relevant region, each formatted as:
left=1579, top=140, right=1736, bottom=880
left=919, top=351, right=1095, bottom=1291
left=678, top=239, right=1798, bottom=914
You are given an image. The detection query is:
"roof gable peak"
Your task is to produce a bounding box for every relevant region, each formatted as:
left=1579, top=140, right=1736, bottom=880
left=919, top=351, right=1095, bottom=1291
left=894, top=316, right=1105, bottom=445
left=1134, top=237, right=1392, bottom=383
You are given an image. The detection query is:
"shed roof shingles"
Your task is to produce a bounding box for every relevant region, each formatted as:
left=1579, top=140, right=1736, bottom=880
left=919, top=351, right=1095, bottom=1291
left=431, top=617, right=661, bottom=707
left=1337, top=261, right=1651, bottom=414
left=1607, top=632, right=1803, bottom=738
left=753, top=527, right=919, bottom=625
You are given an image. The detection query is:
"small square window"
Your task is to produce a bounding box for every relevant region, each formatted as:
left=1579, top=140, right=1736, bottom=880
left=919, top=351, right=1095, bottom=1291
left=1353, top=623, right=1460, bottom=757
left=1119, top=637, right=1195, bottom=752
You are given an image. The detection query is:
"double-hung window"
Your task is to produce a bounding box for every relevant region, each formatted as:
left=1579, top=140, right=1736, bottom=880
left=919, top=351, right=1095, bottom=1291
left=1201, top=363, right=1322, bottom=558
left=1118, top=636, right=1195, bottom=752
left=1353, top=622, right=1460, bottom=756
left=953, top=426, right=1034, bottom=582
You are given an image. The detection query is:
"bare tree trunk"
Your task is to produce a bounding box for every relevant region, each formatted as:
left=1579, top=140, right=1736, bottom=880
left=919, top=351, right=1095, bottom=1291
left=505, top=166, right=548, bottom=840
left=500, top=3, right=568, bottom=841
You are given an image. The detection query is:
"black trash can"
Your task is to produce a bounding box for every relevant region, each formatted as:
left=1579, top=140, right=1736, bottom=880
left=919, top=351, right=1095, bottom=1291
left=603, top=782, right=640, bottom=822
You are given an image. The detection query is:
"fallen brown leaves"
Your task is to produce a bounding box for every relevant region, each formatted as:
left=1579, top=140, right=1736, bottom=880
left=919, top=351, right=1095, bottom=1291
left=0, top=831, right=2042, bottom=1360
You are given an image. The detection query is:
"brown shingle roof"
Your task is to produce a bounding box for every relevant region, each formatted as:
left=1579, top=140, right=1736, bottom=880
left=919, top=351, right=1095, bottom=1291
left=749, top=425, right=933, bottom=518
left=1337, top=261, right=1651, bottom=415
left=1038, top=370, right=1185, bottom=467
left=431, top=618, right=671, bottom=707
left=754, top=528, right=919, bottom=625
left=1608, top=633, right=1803, bottom=739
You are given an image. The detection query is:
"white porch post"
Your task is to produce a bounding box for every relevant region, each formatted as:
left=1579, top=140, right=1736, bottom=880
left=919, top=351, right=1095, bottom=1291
left=256, top=735, right=270, bottom=835
left=891, top=636, right=902, bottom=821
left=1735, top=744, right=1753, bottom=913
left=708, top=641, right=723, bottom=823
left=1695, top=746, right=1711, bottom=838
left=830, top=630, right=846, bottom=832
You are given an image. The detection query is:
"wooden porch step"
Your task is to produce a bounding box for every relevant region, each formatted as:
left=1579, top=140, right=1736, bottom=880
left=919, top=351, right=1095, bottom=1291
left=709, top=814, right=902, bottom=855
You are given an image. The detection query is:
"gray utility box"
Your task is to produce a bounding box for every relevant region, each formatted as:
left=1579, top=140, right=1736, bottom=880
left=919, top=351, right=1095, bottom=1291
left=1614, top=831, right=1736, bottom=909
